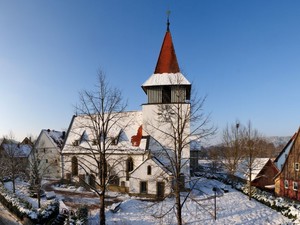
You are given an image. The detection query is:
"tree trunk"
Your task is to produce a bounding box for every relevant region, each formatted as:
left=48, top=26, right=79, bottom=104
left=175, top=188, right=182, bottom=225
left=249, top=167, right=252, bottom=201
left=99, top=192, right=105, bottom=225
left=12, top=174, right=16, bottom=193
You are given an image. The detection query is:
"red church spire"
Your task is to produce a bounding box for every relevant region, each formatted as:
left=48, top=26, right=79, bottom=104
left=154, top=16, right=180, bottom=74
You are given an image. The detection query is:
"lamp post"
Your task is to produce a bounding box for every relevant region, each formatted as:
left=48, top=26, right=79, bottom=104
left=212, top=187, right=217, bottom=220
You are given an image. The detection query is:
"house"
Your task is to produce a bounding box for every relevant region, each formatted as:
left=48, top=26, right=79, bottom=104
left=33, top=129, right=65, bottom=179
left=0, top=137, right=33, bottom=177
left=274, top=128, right=300, bottom=200
left=61, top=19, right=191, bottom=199
left=234, top=158, right=279, bottom=190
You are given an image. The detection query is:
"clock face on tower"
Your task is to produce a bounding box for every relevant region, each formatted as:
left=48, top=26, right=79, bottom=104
left=157, top=105, right=174, bottom=122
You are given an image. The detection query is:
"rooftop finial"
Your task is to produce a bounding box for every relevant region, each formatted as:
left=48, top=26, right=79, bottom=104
left=166, top=10, right=171, bottom=31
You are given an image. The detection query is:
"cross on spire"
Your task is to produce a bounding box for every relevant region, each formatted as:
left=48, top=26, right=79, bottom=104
left=167, top=10, right=171, bottom=31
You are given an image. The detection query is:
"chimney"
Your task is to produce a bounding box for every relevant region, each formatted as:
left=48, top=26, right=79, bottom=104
left=62, top=131, right=66, bottom=140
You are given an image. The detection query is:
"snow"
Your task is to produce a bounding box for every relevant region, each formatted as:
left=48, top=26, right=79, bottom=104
left=89, top=178, right=293, bottom=225
left=3, top=142, right=32, bottom=157
left=62, top=111, right=144, bottom=153
left=142, top=72, right=190, bottom=87
left=1, top=178, right=299, bottom=224
left=235, top=158, right=270, bottom=181
left=44, top=129, right=64, bottom=147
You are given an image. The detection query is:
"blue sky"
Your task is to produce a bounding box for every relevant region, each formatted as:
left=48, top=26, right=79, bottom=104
left=1, top=1, right=300, bottom=142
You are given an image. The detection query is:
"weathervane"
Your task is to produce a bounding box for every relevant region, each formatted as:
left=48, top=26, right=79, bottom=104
left=167, top=10, right=171, bottom=31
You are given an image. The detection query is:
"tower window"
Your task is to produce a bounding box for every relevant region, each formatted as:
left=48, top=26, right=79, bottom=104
left=162, top=86, right=171, bottom=103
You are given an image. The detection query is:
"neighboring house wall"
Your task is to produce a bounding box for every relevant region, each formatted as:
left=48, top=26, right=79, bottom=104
left=34, top=130, right=64, bottom=179
left=275, top=129, right=300, bottom=201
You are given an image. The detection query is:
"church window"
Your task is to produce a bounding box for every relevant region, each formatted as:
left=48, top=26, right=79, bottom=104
left=111, top=136, right=118, bottom=145
left=140, top=181, right=147, bottom=194
left=92, top=139, right=98, bottom=145
left=295, top=163, right=299, bottom=171
left=127, top=157, right=134, bottom=172
left=72, top=156, right=78, bottom=176
left=126, top=157, right=134, bottom=180
left=147, top=165, right=152, bottom=175
left=73, top=140, right=79, bottom=146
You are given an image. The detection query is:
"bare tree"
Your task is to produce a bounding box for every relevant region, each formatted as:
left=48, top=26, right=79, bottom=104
left=0, top=133, right=29, bottom=193
left=144, top=76, right=216, bottom=225
left=219, top=122, right=244, bottom=182
left=240, top=121, right=265, bottom=200
left=70, top=70, right=127, bottom=225
left=28, top=143, right=57, bottom=208
left=220, top=121, right=265, bottom=200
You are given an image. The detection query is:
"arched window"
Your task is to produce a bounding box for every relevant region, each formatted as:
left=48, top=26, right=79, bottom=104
left=147, top=165, right=152, bottom=175
left=127, top=157, right=134, bottom=172
left=71, top=156, right=78, bottom=176
left=126, top=157, right=134, bottom=180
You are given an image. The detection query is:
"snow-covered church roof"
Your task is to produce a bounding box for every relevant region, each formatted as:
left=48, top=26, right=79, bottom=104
left=62, top=111, right=145, bottom=153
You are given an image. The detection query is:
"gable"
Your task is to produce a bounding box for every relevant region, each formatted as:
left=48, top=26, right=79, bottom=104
left=279, top=129, right=300, bottom=180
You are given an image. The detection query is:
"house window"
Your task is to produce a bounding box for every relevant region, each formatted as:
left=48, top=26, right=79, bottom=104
left=44, top=148, right=46, bottom=153
left=45, top=159, right=48, bottom=163
left=284, top=180, right=289, bottom=189
left=293, top=182, right=298, bottom=191
left=295, top=163, right=299, bottom=171
left=140, top=181, right=147, bottom=194
left=147, top=165, right=152, bottom=175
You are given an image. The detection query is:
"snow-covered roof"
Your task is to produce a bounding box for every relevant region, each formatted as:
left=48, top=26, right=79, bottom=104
left=62, top=111, right=145, bottom=153
left=2, top=141, right=32, bottom=158
left=274, top=132, right=297, bottom=170
left=43, top=129, right=65, bottom=148
left=142, top=73, right=190, bottom=88
left=235, top=158, right=270, bottom=181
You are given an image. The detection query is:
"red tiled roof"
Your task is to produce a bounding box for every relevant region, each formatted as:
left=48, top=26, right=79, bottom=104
left=154, top=30, right=180, bottom=74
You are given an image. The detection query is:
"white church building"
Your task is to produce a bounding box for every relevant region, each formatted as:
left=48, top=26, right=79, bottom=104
left=61, top=20, right=192, bottom=199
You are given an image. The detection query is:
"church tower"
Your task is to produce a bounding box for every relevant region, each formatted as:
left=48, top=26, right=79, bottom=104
left=142, top=18, right=191, bottom=178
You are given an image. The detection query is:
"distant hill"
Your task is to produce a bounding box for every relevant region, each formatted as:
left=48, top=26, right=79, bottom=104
left=265, top=136, right=291, bottom=148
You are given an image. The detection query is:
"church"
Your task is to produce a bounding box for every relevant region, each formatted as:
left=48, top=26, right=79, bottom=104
left=61, top=19, right=192, bottom=199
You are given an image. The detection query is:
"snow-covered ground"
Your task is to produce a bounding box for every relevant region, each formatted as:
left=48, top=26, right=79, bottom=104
left=1, top=178, right=297, bottom=225
left=92, top=179, right=295, bottom=225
